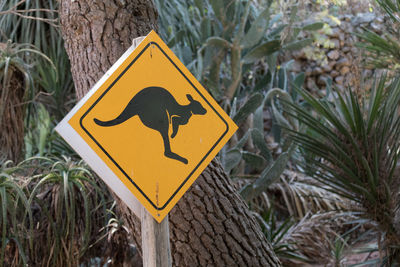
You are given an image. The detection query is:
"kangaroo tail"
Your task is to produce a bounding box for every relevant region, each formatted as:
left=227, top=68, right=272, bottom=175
left=94, top=108, right=138, bottom=127
left=93, top=118, right=123, bottom=127
left=94, top=96, right=140, bottom=127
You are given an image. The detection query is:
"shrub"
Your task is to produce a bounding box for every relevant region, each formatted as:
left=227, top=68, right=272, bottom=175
left=284, top=75, right=400, bottom=263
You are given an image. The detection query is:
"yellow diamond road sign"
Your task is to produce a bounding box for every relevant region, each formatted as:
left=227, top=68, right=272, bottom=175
left=56, top=31, right=237, bottom=222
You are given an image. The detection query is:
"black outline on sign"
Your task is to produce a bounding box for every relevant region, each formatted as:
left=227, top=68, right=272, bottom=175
left=79, top=42, right=229, bottom=211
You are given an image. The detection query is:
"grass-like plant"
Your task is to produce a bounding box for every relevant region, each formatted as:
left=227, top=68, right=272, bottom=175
left=0, top=38, right=54, bottom=162
left=254, top=207, right=309, bottom=263
left=283, top=75, right=400, bottom=264
left=0, top=156, right=132, bottom=265
left=0, top=0, right=74, bottom=162
left=26, top=156, right=108, bottom=266
left=357, top=0, right=400, bottom=72
left=0, top=40, right=33, bottom=162
left=0, top=160, right=32, bottom=267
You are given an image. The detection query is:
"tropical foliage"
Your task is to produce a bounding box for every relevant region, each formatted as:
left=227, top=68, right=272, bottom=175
left=283, top=75, right=400, bottom=263
left=358, top=0, right=400, bottom=72
left=0, top=0, right=399, bottom=265
left=156, top=0, right=328, bottom=210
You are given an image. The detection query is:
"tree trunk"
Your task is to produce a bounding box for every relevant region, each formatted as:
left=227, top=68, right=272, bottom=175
left=59, top=1, right=281, bottom=266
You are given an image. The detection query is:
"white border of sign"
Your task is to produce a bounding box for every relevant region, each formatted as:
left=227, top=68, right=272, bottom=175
left=55, top=37, right=148, bottom=218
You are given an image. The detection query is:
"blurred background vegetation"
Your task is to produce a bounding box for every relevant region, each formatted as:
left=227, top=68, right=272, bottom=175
left=0, top=0, right=400, bottom=266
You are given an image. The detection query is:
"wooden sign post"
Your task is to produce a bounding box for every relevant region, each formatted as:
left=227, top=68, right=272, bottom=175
left=141, top=209, right=171, bottom=267
left=133, top=37, right=171, bottom=267
left=56, top=31, right=237, bottom=266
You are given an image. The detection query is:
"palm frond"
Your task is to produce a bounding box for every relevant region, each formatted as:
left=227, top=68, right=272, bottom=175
left=281, top=211, right=375, bottom=265
left=284, top=75, right=400, bottom=263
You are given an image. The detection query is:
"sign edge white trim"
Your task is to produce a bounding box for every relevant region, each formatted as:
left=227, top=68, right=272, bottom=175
left=55, top=35, right=149, bottom=218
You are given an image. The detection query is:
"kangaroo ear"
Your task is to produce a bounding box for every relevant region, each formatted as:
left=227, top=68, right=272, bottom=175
left=186, top=94, right=193, bottom=101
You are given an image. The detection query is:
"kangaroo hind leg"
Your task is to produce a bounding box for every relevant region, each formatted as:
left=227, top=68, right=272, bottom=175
left=160, top=130, right=188, bottom=164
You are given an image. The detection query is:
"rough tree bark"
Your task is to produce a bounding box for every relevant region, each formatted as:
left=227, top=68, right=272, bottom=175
left=59, top=1, right=281, bottom=266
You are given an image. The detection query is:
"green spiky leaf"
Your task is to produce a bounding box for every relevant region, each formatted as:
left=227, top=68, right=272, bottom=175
left=233, top=93, right=264, bottom=124
left=242, top=40, right=281, bottom=63
left=302, top=22, right=324, bottom=31
left=241, top=8, right=270, bottom=48
left=222, top=149, right=242, bottom=173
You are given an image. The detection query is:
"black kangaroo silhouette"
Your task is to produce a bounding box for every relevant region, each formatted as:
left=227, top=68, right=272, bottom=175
left=93, top=86, right=207, bottom=164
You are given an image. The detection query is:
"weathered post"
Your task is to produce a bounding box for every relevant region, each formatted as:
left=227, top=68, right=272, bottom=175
left=141, top=208, right=171, bottom=267
left=133, top=36, right=171, bottom=267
